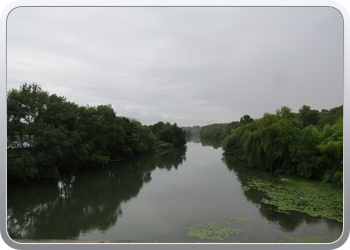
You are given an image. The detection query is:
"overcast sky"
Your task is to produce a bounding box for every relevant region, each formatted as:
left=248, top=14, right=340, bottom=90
left=7, top=7, right=343, bottom=127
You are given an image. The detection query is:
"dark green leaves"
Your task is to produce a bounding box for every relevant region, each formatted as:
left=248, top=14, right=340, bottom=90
left=7, top=83, right=187, bottom=183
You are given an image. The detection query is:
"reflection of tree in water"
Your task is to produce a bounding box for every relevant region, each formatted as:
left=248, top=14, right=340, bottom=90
left=7, top=146, right=187, bottom=240
left=156, top=146, right=187, bottom=170
left=258, top=203, right=322, bottom=233
left=325, top=217, right=343, bottom=232
left=200, top=137, right=222, bottom=149
left=222, top=155, right=323, bottom=233
left=187, top=136, right=201, bottom=143
left=57, top=176, right=75, bottom=199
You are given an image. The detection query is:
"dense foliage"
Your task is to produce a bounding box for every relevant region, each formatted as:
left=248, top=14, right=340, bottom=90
left=199, top=120, right=244, bottom=142
left=7, top=83, right=186, bottom=183
left=149, top=121, right=186, bottom=148
left=200, top=123, right=227, bottom=141
left=221, top=105, right=343, bottom=185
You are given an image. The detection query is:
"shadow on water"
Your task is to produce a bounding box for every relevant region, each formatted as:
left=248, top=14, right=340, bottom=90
left=7, top=146, right=187, bottom=240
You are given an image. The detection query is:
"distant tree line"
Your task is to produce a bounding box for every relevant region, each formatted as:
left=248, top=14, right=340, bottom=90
left=201, top=105, right=343, bottom=185
left=7, top=83, right=186, bottom=183
left=182, top=126, right=202, bottom=139
left=199, top=115, right=255, bottom=142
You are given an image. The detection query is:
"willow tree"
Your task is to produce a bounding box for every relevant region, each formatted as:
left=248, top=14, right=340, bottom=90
left=318, top=117, right=343, bottom=184
left=224, top=107, right=302, bottom=172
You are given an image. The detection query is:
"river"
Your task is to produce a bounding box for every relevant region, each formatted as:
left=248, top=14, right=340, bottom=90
left=7, top=138, right=343, bottom=243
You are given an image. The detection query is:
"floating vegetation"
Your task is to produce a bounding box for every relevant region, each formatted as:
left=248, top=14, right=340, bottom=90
left=233, top=186, right=243, bottom=195
left=187, top=213, right=255, bottom=242
left=187, top=215, right=339, bottom=243
left=187, top=222, right=243, bottom=241
left=243, top=174, right=343, bottom=222
left=226, top=212, right=247, bottom=223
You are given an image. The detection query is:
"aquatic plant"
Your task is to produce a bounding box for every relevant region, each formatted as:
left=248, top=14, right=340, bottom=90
left=187, top=213, right=255, bottom=242
left=187, top=222, right=243, bottom=241
left=226, top=213, right=247, bottom=224
left=233, top=186, right=243, bottom=195
left=187, top=211, right=339, bottom=243
left=243, top=174, right=343, bottom=222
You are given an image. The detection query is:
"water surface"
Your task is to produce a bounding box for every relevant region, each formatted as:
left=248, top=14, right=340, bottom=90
left=7, top=140, right=343, bottom=242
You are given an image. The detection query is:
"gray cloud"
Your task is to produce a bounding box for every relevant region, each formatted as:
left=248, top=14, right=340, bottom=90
left=7, top=7, right=343, bottom=126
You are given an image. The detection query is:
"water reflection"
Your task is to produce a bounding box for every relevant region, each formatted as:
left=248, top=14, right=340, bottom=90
left=7, top=146, right=187, bottom=240
left=57, top=175, right=75, bottom=199
left=194, top=138, right=342, bottom=238
left=7, top=140, right=342, bottom=242
left=200, top=137, right=221, bottom=149
left=222, top=155, right=341, bottom=233
left=187, top=136, right=201, bottom=143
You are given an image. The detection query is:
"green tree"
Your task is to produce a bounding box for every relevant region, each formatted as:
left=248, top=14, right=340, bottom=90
left=172, top=123, right=186, bottom=147
left=79, top=105, right=127, bottom=166
left=318, top=118, right=343, bottom=184
left=298, top=105, right=321, bottom=128
left=200, top=123, right=227, bottom=141
left=7, top=83, right=62, bottom=179
left=239, top=115, right=254, bottom=125
left=318, top=105, right=343, bottom=128
left=222, top=126, right=246, bottom=157
left=150, top=121, right=165, bottom=137
left=7, top=83, right=50, bottom=148
left=221, top=104, right=343, bottom=183
left=139, top=125, right=157, bottom=153
left=289, top=125, right=322, bottom=179
left=7, top=83, right=187, bottom=183
left=150, top=122, right=186, bottom=148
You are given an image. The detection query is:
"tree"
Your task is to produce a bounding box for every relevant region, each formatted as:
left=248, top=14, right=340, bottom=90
left=222, top=126, right=245, bottom=157
left=200, top=123, right=227, bottom=141
left=8, top=83, right=187, bottom=183
left=318, top=118, right=343, bottom=184
left=318, top=105, right=343, bottom=128
left=79, top=105, right=126, bottom=166
left=239, top=115, right=254, bottom=125
left=7, top=83, right=62, bottom=179
left=220, top=104, right=343, bottom=184
left=289, top=125, right=322, bottom=179
left=7, top=83, right=50, bottom=148
left=298, top=105, right=320, bottom=128
left=150, top=121, right=165, bottom=137
left=172, top=123, right=186, bottom=147
left=139, top=125, right=157, bottom=153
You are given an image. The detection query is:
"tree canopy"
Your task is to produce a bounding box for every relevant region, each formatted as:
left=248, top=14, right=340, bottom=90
left=221, top=105, right=343, bottom=185
left=7, top=83, right=186, bottom=183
